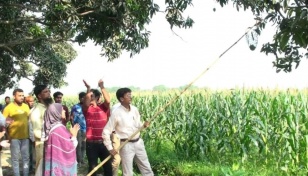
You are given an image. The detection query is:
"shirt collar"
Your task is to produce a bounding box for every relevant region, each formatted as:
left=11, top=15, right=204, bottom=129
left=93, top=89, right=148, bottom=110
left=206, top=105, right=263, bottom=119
left=120, top=104, right=131, bottom=112
left=37, top=102, right=46, bottom=108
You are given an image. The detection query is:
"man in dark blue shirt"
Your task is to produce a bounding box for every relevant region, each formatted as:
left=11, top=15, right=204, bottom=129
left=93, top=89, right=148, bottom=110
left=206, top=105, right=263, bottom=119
left=70, top=92, right=87, bottom=164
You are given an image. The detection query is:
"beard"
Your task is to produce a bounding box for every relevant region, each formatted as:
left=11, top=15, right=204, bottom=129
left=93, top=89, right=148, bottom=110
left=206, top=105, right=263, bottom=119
left=43, top=97, right=53, bottom=105
left=16, top=99, right=24, bottom=105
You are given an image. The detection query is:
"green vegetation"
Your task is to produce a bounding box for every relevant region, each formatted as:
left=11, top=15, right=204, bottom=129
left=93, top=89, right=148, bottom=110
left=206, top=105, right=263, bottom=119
left=0, top=0, right=193, bottom=94
left=216, top=0, right=308, bottom=73
left=1, top=0, right=307, bottom=93
left=63, top=88, right=308, bottom=175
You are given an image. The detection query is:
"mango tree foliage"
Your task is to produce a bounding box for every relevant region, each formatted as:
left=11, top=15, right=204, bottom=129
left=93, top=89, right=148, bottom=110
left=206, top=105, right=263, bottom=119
left=2, top=0, right=305, bottom=94
left=0, top=1, right=77, bottom=93
left=216, top=0, right=308, bottom=72
left=0, top=0, right=194, bottom=93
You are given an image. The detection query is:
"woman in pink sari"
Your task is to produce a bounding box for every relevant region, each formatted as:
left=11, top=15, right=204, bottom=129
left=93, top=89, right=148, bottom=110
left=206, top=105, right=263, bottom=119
left=42, top=103, right=80, bottom=176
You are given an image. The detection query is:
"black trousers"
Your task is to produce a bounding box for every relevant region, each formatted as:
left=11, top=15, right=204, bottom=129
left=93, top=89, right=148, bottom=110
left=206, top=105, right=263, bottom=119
left=86, top=141, right=113, bottom=176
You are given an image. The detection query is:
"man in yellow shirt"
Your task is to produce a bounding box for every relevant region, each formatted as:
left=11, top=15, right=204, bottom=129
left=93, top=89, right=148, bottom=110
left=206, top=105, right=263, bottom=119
left=29, top=85, right=52, bottom=175
left=3, top=88, right=30, bottom=176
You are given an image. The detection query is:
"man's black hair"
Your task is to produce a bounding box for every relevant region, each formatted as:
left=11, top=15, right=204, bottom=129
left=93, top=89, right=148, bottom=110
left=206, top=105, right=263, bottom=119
left=33, top=85, right=48, bottom=98
left=78, top=92, right=86, bottom=99
left=13, top=88, right=23, bottom=95
left=53, top=91, right=63, bottom=98
left=116, top=88, right=132, bottom=101
left=90, top=89, right=101, bottom=99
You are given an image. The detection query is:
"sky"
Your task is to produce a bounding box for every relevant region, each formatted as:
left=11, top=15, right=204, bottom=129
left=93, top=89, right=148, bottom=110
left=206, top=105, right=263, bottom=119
left=1, top=1, right=308, bottom=99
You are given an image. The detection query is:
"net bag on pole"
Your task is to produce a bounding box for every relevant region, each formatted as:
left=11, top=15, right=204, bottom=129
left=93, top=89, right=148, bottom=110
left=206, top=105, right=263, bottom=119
left=245, top=27, right=259, bottom=51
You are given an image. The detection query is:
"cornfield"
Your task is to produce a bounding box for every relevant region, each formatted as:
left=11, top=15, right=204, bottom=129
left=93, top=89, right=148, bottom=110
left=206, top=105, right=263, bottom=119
left=63, top=88, right=308, bottom=174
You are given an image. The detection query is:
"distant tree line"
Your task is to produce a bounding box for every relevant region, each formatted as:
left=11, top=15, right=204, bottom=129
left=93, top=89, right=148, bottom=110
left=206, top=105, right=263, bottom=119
left=106, top=85, right=200, bottom=92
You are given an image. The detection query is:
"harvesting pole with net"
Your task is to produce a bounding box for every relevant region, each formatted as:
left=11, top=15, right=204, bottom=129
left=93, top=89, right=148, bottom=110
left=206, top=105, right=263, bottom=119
left=87, top=19, right=262, bottom=176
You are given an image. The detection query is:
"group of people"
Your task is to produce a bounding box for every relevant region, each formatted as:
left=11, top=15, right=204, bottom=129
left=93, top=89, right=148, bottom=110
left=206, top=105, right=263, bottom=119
left=0, top=79, right=154, bottom=176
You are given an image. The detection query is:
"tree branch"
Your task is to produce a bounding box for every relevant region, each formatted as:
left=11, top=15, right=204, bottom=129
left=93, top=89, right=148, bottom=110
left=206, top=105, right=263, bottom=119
left=0, top=17, right=45, bottom=25
left=0, top=37, right=66, bottom=48
left=0, top=37, right=45, bottom=47
left=171, top=29, right=187, bottom=42
left=24, top=76, right=34, bottom=82
left=0, top=3, right=44, bottom=13
left=2, top=46, right=18, bottom=57
left=78, top=10, right=95, bottom=16
left=277, top=9, right=286, bottom=19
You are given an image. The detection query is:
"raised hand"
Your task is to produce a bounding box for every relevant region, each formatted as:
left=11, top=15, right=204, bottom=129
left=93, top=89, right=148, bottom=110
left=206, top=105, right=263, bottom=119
left=70, top=124, right=80, bottom=138
left=83, top=80, right=90, bottom=89
left=98, top=79, right=104, bottom=89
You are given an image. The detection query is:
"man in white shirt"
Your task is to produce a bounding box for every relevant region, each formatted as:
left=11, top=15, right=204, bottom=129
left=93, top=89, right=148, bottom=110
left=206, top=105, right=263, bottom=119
left=29, top=85, right=53, bottom=174
left=103, top=88, right=153, bottom=176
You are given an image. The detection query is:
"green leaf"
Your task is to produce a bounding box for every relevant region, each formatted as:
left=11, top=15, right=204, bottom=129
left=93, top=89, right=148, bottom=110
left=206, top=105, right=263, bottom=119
left=280, top=33, right=290, bottom=50
left=300, top=9, right=307, bottom=19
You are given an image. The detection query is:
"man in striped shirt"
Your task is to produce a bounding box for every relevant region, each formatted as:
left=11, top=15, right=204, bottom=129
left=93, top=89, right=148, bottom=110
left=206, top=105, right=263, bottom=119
left=82, top=79, right=112, bottom=176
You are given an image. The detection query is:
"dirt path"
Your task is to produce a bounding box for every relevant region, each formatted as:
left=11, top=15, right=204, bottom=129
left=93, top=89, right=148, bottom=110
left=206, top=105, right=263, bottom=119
left=1, top=147, right=22, bottom=176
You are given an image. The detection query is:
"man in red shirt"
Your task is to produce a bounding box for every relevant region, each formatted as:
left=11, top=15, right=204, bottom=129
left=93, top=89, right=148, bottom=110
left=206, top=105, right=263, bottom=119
left=82, top=79, right=112, bottom=176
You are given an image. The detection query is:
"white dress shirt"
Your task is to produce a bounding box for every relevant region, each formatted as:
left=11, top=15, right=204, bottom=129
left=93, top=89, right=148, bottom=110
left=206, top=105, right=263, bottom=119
left=103, top=104, right=143, bottom=150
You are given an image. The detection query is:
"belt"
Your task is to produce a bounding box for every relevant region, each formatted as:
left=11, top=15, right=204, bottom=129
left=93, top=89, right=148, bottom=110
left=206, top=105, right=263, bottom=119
left=87, top=139, right=103, bottom=143
left=120, top=138, right=139, bottom=143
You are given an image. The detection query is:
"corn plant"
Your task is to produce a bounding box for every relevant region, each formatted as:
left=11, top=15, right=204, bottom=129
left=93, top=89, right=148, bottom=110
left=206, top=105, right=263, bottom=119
left=64, top=88, right=308, bottom=174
